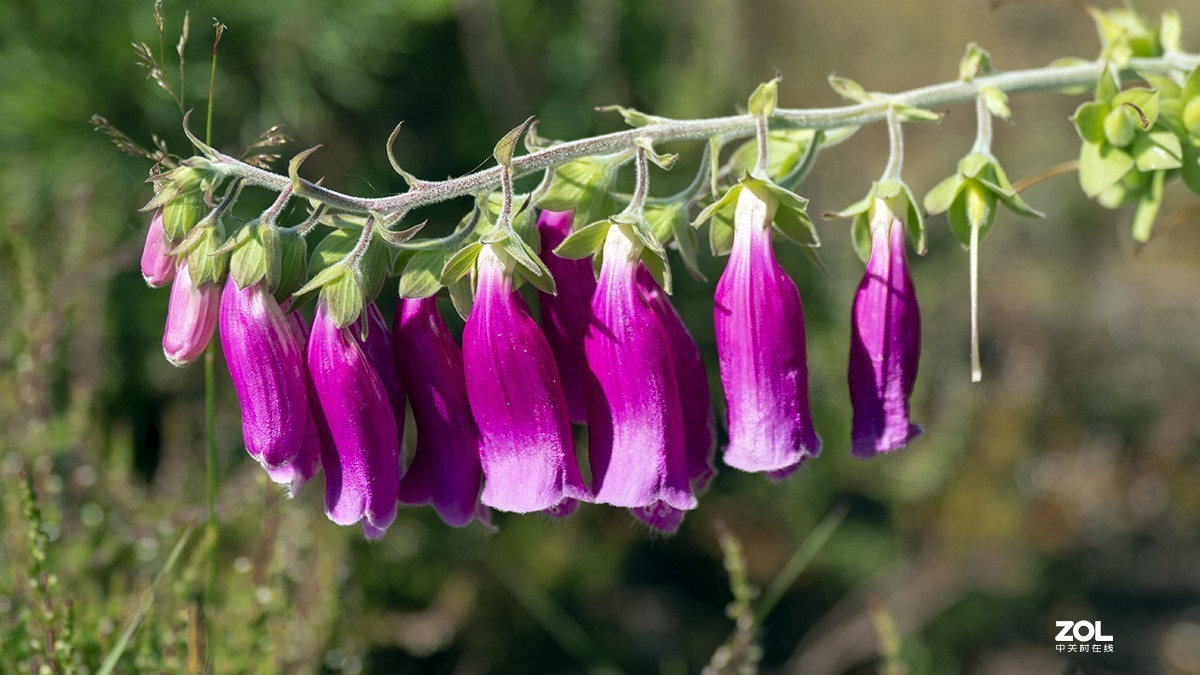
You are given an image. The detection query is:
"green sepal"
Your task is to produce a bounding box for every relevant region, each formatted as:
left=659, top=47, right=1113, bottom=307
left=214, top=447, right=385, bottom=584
left=1160, top=9, right=1182, bottom=55
left=748, top=74, right=781, bottom=116
left=1183, top=98, right=1200, bottom=138
left=555, top=219, right=612, bottom=260
left=850, top=212, right=871, bottom=264
left=1088, top=7, right=1159, bottom=61
left=307, top=228, right=389, bottom=303
left=827, top=192, right=873, bottom=219
left=398, top=249, right=449, bottom=299
left=230, top=222, right=280, bottom=290
left=692, top=183, right=744, bottom=231
left=709, top=206, right=736, bottom=258
left=633, top=138, right=678, bottom=170
left=1096, top=170, right=1150, bottom=209
left=612, top=211, right=666, bottom=257
left=977, top=159, right=1044, bottom=218
left=1181, top=142, right=1200, bottom=195
left=1104, top=105, right=1140, bottom=148
left=274, top=230, right=308, bottom=303
left=924, top=175, right=964, bottom=216
left=184, top=222, right=226, bottom=287
left=765, top=183, right=818, bottom=247
left=1096, top=66, right=1121, bottom=103
left=1183, top=66, right=1200, bottom=107
left=670, top=205, right=705, bottom=281
left=640, top=246, right=672, bottom=295
left=897, top=182, right=927, bottom=255
left=1132, top=129, right=1183, bottom=171
left=957, top=153, right=992, bottom=179
left=1131, top=169, right=1165, bottom=242
left=447, top=277, right=474, bottom=321
left=440, top=242, right=484, bottom=286
left=1073, top=101, right=1111, bottom=144
left=500, top=234, right=555, bottom=295
left=1112, top=87, right=1160, bottom=130
left=162, top=190, right=207, bottom=242
left=322, top=267, right=366, bottom=329
left=644, top=200, right=704, bottom=279
left=1079, top=141, right=1135, bottom=197
left=727, top=127, right=858, bottom=184
left=894, top=105, right=943, bottom=123
left=947, top=181, right=997, bottom=249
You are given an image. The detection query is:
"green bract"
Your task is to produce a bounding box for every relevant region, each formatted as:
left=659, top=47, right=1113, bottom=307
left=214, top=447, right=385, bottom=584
left=831, top=179, right=926, bottom=263
left=692, top=176, right=817, bottom=258
left=924, top=152, right=1042, bottom=249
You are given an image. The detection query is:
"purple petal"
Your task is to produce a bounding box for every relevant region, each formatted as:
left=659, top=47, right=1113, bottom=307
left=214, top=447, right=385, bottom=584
left=357, top=304, right=406, bottom=442
left=584, top=228, right=695, bottom=513
left=714, top=186, right=821, bottom=476
left=536, top=209, right=595, bottom=423
left=637, top=267, right=717, bottom=491
left=393, top=297, right=487, bottom=527
left=848, top=203, right=922, bottom=458
left=162, top=258, right=220, bottom=367
left=308, top=302, right=399, bottom=536
left=219, top=280, right=309, bottom=469
left=463, top=245, right=589, bottom=514
left=263, top=310, right=325, bottom=496
left=141, top=209, right=176, bottom=288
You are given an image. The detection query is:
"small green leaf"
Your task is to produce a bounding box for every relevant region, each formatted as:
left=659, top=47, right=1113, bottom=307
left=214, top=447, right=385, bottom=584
left=1096, top=66, right=1120, bottom=103
left=766, top=183, right=818, bottom=247
left=293, top=260, right=350, bottom=299
left=398, top=249, right=448, bottom=299
left=1132, top=129, right=1183, bottom=171
left=553, top=219, right=612, bottom=259
left=595, top=105, right=667, bottom=128
left=894, top=104, right=943, bottom=123
left=493, top=116, right=534, bottom=167
left=924, top=175, right=964, bottom=216
left=748, top=74, right=781, bottom=116
left=980, top=85, right=1011, bottom=121
left=828, top=75, right=869, bottom=103
left=982, top=162, right=1044, bottom=218
left=1079, top=141, right=1135, bottom=197
left=959, top=42, right=996, bottom=81
left=828, top=192, right=873, bottom=219
left=1131, top=169, right=1164, bottom=242
left=440, top=241, right=484, bottom=285
left=230, top=230, right=268, bottom=289
left=957, top=153, right=991, bottom=179
left=634, top=138, right=678, bottom=170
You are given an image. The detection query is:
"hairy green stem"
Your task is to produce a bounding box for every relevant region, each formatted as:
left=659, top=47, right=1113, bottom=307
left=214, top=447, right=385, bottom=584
left=971, top=94, right=994, bottom=156
left=881, top=106, right=904, bottom=182
left=202, top=55, right=1198, bottom=217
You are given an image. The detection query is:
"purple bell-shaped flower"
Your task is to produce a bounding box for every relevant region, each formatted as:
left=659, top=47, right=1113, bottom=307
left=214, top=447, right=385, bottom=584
left=848, top=200, right=922, bottom=458
left=714, top=184, right=821, bottom=477
left=463, top=245, right=589, bottom=514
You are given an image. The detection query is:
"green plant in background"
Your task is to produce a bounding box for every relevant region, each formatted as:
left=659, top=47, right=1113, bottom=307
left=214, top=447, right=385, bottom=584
left=7, top=1, right=1200, bottom=673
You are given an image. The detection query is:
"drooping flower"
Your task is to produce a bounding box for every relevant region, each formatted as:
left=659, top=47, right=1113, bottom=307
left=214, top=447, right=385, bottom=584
left=356, top=304, right=406, bottom=450
left=463, top=245, right=589, bottom=514
left=848, top=200, right=922, bottom=458
left=637, top=267, right=716, bottom=491
left=264, top=310, right=325, bottom=496
left=219, top=280, right=309, bottom=469
left=141, top=209, right=177, bottom=288
left=307, top=301, right=399, bottom=539
left=536, top=209, right=595, bottom=423
left=584, top=226, right=694, bottom=532
left=714, top=184, right=821, bottom=477
left=162, top=258, right=220, bottom=367
left=393, top=297, right=487, bottom=527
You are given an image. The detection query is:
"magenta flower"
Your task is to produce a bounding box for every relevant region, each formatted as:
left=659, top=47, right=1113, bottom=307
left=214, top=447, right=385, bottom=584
left=264, top=310, right=325, bottom=496
left=162, top=258, right=220, bottom=367
left=141, top=209, right=176, bottom=288
left=637, top=267, right=716, bottom=491
left=356, top=304, right=406, bottom=450
left=536, top=209, right=595, bottom=423
left=584, top=227, right=695, bottom=531
left=308, top=301, right=400, bottom=539
left=393, top=297, right=487, bottom=527
left=463, top=245, right=589, bottom=514
left=849, top=201, right=922, bottom=458
left=219, top=280, right=309, bottom=469
left=714, top=185, right=820, bottom=477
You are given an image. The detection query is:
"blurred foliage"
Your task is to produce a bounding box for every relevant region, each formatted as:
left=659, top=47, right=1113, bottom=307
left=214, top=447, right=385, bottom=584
left=4, top=0, right=1200, bottom=673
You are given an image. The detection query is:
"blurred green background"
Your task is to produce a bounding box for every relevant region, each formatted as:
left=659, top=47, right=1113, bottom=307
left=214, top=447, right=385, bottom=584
left=4, top=0, right=1200, bottom=673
